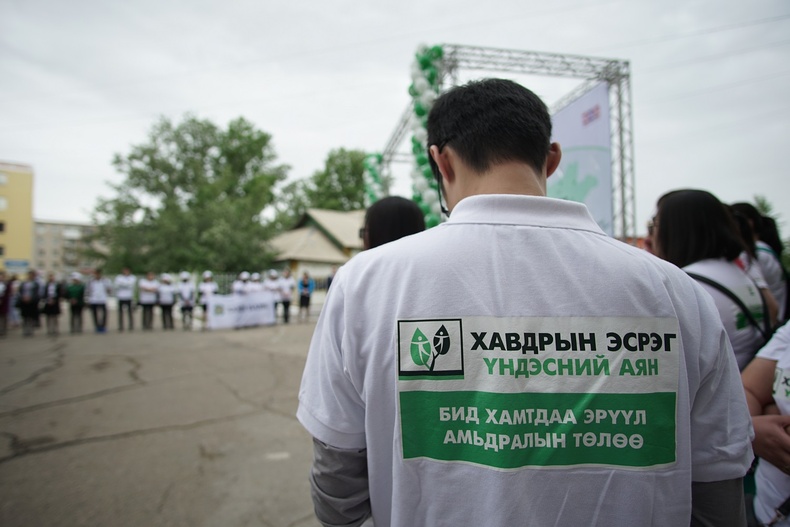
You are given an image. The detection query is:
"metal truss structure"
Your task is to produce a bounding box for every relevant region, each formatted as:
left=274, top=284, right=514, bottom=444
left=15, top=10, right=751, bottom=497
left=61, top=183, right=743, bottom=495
left=382, top=44, right=636, bottom=242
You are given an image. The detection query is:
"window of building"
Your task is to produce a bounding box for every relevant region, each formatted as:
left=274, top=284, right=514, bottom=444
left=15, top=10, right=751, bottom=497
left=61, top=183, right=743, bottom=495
left=36, top=225, right=47, bottom=235
left=0, top=221, right=4, bottom=232
left=0, top=173, right=7, bottom=185
left=0, top=246, right=4, bottom=256
left=0, top=197, right=7, bottom=211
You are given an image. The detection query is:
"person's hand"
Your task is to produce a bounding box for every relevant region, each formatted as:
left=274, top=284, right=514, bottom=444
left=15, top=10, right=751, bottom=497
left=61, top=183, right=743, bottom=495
left=753, top=414, right=790, bottom=474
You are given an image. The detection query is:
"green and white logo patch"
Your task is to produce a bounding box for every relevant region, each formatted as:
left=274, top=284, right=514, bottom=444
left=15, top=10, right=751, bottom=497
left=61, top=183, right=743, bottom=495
left=398, top=319, right=463, bottom=379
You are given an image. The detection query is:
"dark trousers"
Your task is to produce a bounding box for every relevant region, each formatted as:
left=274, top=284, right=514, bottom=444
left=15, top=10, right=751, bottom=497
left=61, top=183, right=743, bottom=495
left=281, top=300, right=291, bottom=323
left=22, top=315, right=36, bottom=336
left=161, top=304, right=174, bottom=329
left=181, top=306, right=193, bottom=329
left=118, top=299, right=133, bottom=331
left=70, top=304, right=83, bottom=333
left=90, top=303, right=107, bottom=332
left=141, top=304, right=154, bottom=330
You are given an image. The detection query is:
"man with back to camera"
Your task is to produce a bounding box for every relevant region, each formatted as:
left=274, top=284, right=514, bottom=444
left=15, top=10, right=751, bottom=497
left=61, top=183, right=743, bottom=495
left=297, top=79, right=754, bottom=527
left=114, top=267, right=136, bottom=331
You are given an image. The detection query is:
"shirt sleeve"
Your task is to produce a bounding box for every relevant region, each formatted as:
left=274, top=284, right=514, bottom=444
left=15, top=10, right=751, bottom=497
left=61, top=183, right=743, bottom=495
left=687, top=282, right=755, bottom=482
left=757, top=323, right=790, bottom=362
left=297, top=273, right=367, bottom=449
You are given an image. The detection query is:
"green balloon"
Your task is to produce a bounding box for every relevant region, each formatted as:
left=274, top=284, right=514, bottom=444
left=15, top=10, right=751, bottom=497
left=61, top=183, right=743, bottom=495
left=424, top=66, right=437, bottom=84
left=417, top=54, right=432, bottom=69
left=412, top=192, right=423, bottom=203
left=419, top=203, right=431, bottom=215
left=422, top=166, right=434, bottom=179
left=425, top=214, right=440, bottom=228
left=415, top=153, right=428, bottom=166
left=408, top=84, right=417, bottom=97
left=414, top=101, right=427, bottom=117
left=430, top=46, right=444, bottom=60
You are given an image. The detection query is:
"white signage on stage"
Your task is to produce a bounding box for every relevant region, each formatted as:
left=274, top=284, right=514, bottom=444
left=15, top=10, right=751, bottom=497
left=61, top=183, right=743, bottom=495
left=549, top=82, right=614, bottom=236
left=206, top=292, right=276, bottom=330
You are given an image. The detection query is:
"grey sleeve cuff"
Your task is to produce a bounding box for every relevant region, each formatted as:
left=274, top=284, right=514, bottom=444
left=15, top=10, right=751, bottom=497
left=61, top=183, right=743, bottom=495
left=690, top=478, right=746, bottom=527
left=310, top=438, right=372, bottom=527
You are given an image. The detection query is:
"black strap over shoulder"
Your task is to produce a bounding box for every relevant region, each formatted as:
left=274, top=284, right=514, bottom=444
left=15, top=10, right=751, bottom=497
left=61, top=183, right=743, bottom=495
left=686, top=272, right=771, bottom=343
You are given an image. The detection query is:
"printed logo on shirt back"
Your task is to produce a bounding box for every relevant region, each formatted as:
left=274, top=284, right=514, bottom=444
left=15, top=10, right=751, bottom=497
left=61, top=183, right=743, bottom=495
left=398, top=319, right=464, bottom=380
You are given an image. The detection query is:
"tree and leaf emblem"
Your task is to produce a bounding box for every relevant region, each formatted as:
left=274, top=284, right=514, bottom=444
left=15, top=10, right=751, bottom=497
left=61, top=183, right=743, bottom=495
left=410, top=325, right=450, bottom=371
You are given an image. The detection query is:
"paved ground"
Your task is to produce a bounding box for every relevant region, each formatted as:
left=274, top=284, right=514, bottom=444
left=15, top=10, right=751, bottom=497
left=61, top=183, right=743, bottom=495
left=0, top=307, right=324, bottom=527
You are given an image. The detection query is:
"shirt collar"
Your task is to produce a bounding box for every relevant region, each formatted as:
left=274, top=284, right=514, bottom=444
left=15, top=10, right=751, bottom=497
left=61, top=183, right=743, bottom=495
left=445, top=194, right=605, bottom=235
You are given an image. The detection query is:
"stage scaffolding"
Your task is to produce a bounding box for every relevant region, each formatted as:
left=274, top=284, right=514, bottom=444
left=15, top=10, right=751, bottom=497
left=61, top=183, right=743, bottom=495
left=381, top=44, right=636, bottom=242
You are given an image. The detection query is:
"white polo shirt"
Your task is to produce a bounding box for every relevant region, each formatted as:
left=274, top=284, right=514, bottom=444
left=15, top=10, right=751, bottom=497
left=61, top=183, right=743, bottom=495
left=756, top=241, right=787, bottom=321
left=198, top=281, right=218, bottom=304
left=138, top=279, right=159, bottom=305
left=684, top=259, right=765, bottom=370
left=754, top=323, right=790, bottom=525
left=86, top=277, right=112, bottom=304
left=297, top=194, right=753, bottom=527
left=114, top=274, right=137, bottom=301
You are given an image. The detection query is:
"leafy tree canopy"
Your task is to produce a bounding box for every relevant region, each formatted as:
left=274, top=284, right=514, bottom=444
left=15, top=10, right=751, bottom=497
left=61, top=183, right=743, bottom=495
left=271, top=148, right=367, bottom=232
left=89, top=115, right=289, bottom=273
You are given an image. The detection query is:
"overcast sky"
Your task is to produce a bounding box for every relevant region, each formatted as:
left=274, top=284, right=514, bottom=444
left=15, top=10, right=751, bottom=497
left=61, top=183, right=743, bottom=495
left=1, top=0, right=788, bottom=237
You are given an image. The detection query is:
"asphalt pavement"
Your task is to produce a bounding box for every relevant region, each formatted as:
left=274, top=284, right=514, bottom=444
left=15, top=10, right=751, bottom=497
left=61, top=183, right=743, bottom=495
left=0, top=306, right=323, bottom=527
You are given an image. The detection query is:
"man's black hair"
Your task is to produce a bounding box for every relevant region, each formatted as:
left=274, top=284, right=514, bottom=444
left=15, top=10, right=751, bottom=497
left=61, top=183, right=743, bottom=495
left=426, top=78, right=552, bottom=177
left=655, top=189, right=744, bottom=268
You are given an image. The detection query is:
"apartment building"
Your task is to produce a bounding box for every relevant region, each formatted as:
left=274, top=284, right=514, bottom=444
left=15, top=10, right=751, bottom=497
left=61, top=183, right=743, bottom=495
left=0, top=161, right=34, bottom=275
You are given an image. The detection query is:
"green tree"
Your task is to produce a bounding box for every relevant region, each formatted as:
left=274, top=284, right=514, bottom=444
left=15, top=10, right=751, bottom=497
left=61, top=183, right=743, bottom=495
left=90, top=115, right=288, bottom=273
left=268, top=148, right=368, bottom=234
left=306, top=148, right=367, bottom=211
left=269, top=179, right=311, bottom=234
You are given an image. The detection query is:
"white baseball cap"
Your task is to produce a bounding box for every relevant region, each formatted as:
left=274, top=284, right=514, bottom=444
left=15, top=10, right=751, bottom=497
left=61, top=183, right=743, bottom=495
left=202, top=270, right=213, bottom=279
left=240, top=271, right=250, bottom=280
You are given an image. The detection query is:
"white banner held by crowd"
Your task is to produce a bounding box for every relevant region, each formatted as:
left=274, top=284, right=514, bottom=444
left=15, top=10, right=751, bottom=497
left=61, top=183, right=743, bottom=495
left=206, top=292, right=276, bottom=330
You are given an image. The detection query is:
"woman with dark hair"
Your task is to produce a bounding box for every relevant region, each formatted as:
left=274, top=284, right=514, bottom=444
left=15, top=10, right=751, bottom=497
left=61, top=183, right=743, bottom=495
left=361, top=196, right=426, bottom=250
left=732, top=202, right=787, bottom=322
left=652, top=189, right=765, bottom=369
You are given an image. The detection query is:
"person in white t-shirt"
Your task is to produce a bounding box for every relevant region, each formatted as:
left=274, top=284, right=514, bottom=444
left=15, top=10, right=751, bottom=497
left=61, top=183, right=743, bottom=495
left=733, top=202, right=787, bottom=323
left=248, top=272, right=264, bottom=294
left=263, top=269, right=280, bottom=318
left=232, top=271, right=250, bottom=295
left=652, top=190, right=769, bottom=370
left=177, top=271, right=196, bottom=330
left=114, top=267, right=137, bottom=331
left=86, top=268, right=112, bottom=333
left=158, top=274, right=176, bottom=330
left=198, top=271, right=219, bottom=329
left=137, top=271, right=159, bottom=330
left=278, top=268, right=296, bottom=323
left=742, top=323, right=790, bottom=526
left=297, top=79, right=754, bottom=527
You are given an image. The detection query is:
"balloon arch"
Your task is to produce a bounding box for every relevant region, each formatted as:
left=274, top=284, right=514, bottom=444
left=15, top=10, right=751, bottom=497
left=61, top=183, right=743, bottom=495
left=364, top=44, right=636, bottom=241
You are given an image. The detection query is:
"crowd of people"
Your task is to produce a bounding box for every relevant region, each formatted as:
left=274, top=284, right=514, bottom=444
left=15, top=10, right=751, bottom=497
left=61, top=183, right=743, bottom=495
left=0, top=266, right=326, bottom=336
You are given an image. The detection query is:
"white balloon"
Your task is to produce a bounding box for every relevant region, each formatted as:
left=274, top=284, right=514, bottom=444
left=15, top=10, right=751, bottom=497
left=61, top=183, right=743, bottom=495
left=420, top=90, right=436, bottom=105
left=414, top=177, right=429, bottom=193
left=431, top=201, right=443, bottom=216
left=422, top=189, right=438, bottom=205
left=414, top=128, right=427, bottom=143
left=414, top=77, right=430, bottom=93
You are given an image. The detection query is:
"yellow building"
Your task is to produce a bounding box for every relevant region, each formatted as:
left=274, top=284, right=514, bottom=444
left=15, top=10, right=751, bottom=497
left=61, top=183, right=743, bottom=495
left=0, top=161, right=34, bottom=275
